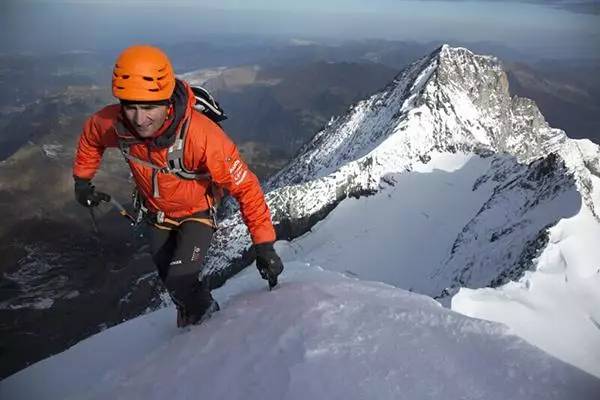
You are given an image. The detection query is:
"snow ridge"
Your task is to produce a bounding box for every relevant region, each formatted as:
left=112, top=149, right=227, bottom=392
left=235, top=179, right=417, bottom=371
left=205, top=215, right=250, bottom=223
left=3, top=263, right=599, bottom=399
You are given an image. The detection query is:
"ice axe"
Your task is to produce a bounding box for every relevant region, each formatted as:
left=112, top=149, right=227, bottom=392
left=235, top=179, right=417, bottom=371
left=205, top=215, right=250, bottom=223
left=87, top=191, right=137, bottom=235
left=106, top=195, right=137, bottom=225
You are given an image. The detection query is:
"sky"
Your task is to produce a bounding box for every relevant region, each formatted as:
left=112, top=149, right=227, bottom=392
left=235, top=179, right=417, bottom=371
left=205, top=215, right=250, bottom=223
left=1, top=1, right=599, bottom=58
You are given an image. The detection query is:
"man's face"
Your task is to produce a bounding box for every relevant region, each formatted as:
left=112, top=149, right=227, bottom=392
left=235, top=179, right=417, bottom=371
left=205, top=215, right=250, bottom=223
left=122, top=103, right=169, bottom=138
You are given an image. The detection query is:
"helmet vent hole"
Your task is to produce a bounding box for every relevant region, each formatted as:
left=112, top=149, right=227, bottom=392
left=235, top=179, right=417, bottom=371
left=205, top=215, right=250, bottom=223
left=122, top=75, right=130, bottom=79
left=149, top=88, right=159, bottom=92
left=143, top=76, right=154, bottom=81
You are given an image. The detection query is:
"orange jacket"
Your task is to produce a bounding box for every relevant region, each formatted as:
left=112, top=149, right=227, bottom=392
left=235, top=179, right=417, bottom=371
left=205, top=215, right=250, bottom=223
left=73, top=82, right=276, bottom=245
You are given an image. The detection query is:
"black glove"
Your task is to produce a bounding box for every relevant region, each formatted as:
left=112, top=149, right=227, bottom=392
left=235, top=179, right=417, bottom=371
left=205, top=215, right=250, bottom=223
left=74, top=177, right=110, bottom=208
left=255, top=242, right=284, bottom=289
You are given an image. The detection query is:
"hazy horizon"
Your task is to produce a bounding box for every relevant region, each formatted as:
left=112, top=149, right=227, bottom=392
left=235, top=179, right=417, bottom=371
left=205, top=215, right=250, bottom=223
left=2, top=0, right=599, bottom=60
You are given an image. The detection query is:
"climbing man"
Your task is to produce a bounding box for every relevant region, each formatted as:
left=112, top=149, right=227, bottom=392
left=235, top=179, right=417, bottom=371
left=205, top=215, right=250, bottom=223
left=73, top=45, right=284, bottom=327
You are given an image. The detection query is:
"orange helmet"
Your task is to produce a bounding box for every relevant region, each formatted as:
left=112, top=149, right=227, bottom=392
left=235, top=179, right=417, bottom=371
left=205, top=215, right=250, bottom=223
left=112, top=45, right=176, bottom=101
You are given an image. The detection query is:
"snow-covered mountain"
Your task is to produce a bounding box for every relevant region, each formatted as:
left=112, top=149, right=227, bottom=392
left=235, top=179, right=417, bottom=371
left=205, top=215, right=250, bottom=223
left=207, top=44, right=598, bottom=276
left=204, top=44, right=600, bottom=376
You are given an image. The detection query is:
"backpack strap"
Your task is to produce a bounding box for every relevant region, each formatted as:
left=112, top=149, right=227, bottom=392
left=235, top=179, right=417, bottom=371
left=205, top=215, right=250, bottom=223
left=166, top=116, right=211, bottom=181
left=115, top=120, right=171, bottom=198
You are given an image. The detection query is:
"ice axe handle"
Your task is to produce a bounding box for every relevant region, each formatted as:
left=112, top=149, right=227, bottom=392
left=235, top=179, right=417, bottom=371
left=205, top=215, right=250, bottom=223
left=101, top=194, right=137, bottom=224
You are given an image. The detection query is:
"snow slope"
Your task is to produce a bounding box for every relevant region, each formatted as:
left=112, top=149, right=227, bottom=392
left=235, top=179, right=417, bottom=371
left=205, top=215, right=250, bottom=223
left=281, top=152, right=495, bottom=294
left=2, top=261, right=599, bottom=400
left=275, top=151, right=600, bottom=378
left=199, top=45, right=600, bottom=379
left=453, top=172, right=600, bottom=377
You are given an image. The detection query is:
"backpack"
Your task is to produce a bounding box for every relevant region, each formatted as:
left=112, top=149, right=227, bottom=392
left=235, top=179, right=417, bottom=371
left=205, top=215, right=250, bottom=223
left=191, top=86, right=227, bottom=124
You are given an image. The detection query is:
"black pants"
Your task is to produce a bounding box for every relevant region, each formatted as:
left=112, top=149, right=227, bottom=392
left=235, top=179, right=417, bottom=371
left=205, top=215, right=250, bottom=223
left=149, top=219, right=215, bottom=317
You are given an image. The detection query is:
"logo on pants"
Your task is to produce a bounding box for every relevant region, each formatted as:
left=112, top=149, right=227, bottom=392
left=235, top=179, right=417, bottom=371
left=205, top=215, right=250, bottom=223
left=191, top=246, right=202, bottom=262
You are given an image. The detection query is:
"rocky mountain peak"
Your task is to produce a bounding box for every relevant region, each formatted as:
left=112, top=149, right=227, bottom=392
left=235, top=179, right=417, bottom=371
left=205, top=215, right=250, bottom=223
left=266, top=44, right=570, bottom=194
left=427, top=44, right=566, bottom=160
left=206, top=45, right=600, bottom=289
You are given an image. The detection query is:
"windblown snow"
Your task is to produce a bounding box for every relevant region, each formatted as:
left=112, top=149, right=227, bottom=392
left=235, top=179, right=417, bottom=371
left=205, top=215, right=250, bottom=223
left=2, top=261, right=599, bottom=399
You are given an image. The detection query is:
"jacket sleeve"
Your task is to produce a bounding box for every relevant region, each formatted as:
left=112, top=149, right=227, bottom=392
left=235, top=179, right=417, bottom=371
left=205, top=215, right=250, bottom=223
left=202, top=123, right=276, bottom=245
left=73, top=113, right=114, bottom=180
